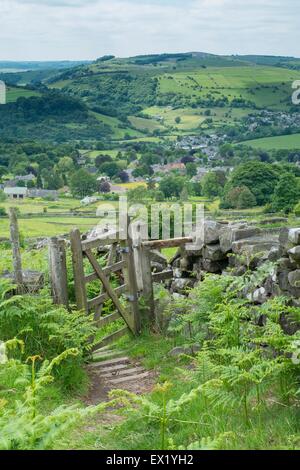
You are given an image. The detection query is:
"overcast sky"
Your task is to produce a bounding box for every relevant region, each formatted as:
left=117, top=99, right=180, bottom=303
left=0, top=0, right=299, bottom=61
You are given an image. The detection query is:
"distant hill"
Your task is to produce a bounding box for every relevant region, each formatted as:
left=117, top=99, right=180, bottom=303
left=0, top=60, right=91, bottom=72
left=0, top=52, right=299, bottom=144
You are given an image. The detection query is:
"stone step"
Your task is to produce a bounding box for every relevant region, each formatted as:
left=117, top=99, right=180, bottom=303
left=92, top=349, right=126, bottom=361
left=108, top=371, right=149, bottom=385
left=101, top=366, right=145, bottom=379
left=90, top=356, right=130, bottom=367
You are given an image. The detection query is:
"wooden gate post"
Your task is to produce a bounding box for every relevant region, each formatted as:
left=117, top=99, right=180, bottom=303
left=70, top=229, right=88, bottom=312
left=8, top=208, right=23, bottom=293
left=120, top=217, right=141, bottom=335
left=140, top=244, right=155, bottom=321
left=49, top=237, right=69, bottom=308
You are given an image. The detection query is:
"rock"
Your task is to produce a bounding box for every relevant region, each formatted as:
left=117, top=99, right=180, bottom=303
left=220, top=226, right=262, bottom=253
left=279, top=227, right=293, bottom=252
left=193, top=220, right=222, bottom=246
left=202, top=244, right=227, bottom=262
left=202, top=259, right=227, bottom=273
left=232, top=239, right=278, bottom=256
left=277, top=257, right=297, bottom=272
left=173, top=268, right=182, bottom=279
left=288, top=228, right=300, bottom=245
left=252, top=287, right=268, bottom=304
left=171, top=278, right=196, bottom=294
left=288, top=246, right=300, bottom=263
left=151, top=262, right=164, bottom=273
left=180, top=257, right=192, bottom=272
left=169, top=345, right=201, bottom=357
left=278, top=271, right=291, bottom=292
left=268, top=247, right=282, bottom=262
left=231, top=266, right=247, bottom=277
left=1, top=270, right=44, bottom=293
left=280, top=314, right=300, bottom=335
left=288, top=270, right=300, bottom=288
left=150, top=250, right=168, bottom=269
left=259, top=217, right=288, bottom=226
left=278, top=271, right=300, bottom=297
left=172, top=293, right=186, bottom=300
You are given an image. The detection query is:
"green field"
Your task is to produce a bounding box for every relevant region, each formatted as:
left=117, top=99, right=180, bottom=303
left=6, top=86, right=40, bottom=102
left=91, top=111, right=143, bottom=139
left=158, top=66, right=300, bottom=110
left=128, top=115, right=165, bottom=132
left=240, top=133, right=300, bottom=150
left=0, top=216, right=101, bottom=238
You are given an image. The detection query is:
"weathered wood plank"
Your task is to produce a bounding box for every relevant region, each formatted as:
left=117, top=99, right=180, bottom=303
left=98, top=312, right=121, bottom=327
left=101, top=367, right=144, bottom=378
left=92, top=328, right=130, bottom=351
left=49, top=237, right=69, bottom=307
left=70, top=229, right=88, bottom=312
left=85, top=249, right=135, bottom=332
left=87, top=284, right=127, bottom=310
left=140, top=244, right=155, bottom=320
left=142, top=237, right=193, bottom=249
left=108, top=371, right=149, bottom=385
left=81, top=231, right=120, bottom=252
left=8, top=208, right=23, bottom=292
left=85, top=261, right=125, bottom=284
left=120, top=234, right=141, bottom=335
left=152, top=270, right=173, bottom=282
left=91, top=356, right=130, bottom=367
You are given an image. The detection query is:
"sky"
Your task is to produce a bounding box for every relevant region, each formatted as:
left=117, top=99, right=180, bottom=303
left=0, top=0, right=299, bottom=61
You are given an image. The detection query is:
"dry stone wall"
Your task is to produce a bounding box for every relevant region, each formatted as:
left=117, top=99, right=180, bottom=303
left=150, top=220, right=300, bottom=316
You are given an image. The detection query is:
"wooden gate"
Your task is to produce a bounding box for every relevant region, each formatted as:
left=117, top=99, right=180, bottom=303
left=70, top=226, right=141, bottom=350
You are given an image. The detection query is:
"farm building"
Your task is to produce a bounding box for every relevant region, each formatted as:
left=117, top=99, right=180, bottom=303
left=4, top=187, right=28, bottom=199
left=27, top=189, right=58, bottom=200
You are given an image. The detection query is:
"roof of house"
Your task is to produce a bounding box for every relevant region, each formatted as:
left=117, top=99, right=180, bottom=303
left=4, top=187, right=28, bottom=195
left=27, top=189, right=58, bottom=198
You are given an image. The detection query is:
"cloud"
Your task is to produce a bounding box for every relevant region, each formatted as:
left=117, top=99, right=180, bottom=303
left=0, top=0, right=299, bottom=60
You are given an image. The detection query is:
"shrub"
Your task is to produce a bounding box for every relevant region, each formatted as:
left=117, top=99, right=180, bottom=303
left=0, top=280, right=96, bottom=390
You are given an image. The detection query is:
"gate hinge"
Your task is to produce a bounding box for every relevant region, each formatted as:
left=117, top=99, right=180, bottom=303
left=126, top=294, right=139, bottom=302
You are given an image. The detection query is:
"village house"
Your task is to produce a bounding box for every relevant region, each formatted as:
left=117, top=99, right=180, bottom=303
left=27, top=189, right=58, bottom=200
left=152, top=162, right=186, bottom=175
left=4, top=187, right=28, bottom=199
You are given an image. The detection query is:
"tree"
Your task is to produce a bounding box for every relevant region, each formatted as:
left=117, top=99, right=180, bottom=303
left=99, top=162, right=119, bottom=179
left=118, top=170, right=129, bottom=183
left=272, top=173, right=300, bottom=213
left=202, top=172, right=223, bottom=198
left=56, top=156, right=75, bottom=174
left=192, top=181, right=202, bottom=197
left=175, top=117, right=181, bottom=124
left=186, top=162, right=197, bottom=178
left=99, top=181, right=111, bottom=193
left=0, top=190, right=7, bottom=202
left=70, top=169, right=97, bottom=198
left=237, top=187, right=257, bottom=209
left=95, top=154, right=112, bottom=168
left=41, top=169, right=64, bottom=190
left=180, top=186, right=189, bottom=201
left=159, top=175, right=185, bottom=199
left=219, top=143, right=234, bottom=160
left=227, top=162, right=279, bottom=206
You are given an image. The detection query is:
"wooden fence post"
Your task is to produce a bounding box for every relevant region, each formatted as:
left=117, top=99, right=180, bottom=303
left=70, top=229, right=88, bottom=312
left=140, top=244, right=155, bottom=321
left=8, top=208, right=23, bottom=293
left=120, top=217, right=141, bottom=335
left=49, top=237, right=69, bottom=308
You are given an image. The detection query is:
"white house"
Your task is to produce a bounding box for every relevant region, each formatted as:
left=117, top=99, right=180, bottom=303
left=4, top=187, right=28, bottom=200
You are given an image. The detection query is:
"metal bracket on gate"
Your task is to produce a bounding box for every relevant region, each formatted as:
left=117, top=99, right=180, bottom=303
left=125, top=294, right=139, bottom=302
